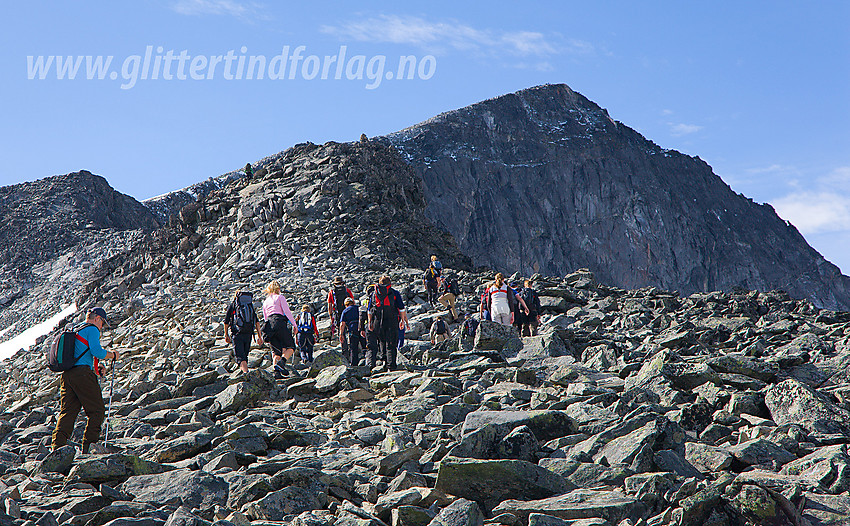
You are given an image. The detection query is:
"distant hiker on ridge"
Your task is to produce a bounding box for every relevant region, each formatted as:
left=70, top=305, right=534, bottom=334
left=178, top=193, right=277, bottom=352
left=339, top=297, right=361, bottom=366
left=486, top=273, right=529, bottom=327
left=327, top=276, right=354, bottom=343
left=518, top=279, right=542, bottom=336
left=430, top=315, right=449, bottom=345
left=438, top=272, right=461, bottom=322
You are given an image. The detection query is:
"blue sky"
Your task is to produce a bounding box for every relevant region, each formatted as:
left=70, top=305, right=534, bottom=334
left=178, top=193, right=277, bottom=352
left=2, top=1, right=849, bottom=272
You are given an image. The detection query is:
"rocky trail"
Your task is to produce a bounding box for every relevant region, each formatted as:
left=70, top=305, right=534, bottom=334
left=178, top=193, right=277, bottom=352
left=2, top=141, right=850, bottom=526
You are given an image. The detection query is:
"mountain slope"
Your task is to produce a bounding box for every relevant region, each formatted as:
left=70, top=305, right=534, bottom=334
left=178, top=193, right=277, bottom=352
left=381, top=83, right=850, bottom=310
left=0, top=170, right=160, bottom=339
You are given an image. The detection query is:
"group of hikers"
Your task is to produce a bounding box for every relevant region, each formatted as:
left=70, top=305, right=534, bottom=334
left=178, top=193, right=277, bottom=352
left=221, top=257, right=544, bottom=377
left=47, top=255, right=544, bottom=455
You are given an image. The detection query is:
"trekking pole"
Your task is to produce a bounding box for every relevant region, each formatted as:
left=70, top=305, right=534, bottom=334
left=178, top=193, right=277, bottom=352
left=104, top=358, right=115, bottom=446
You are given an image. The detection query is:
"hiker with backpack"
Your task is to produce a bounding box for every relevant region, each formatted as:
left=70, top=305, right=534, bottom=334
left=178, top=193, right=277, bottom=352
left=261, top=281, right=298, bottom=379
left=397, top=314, right=410, bottom=355
left=50, top=307, right=120, bottom=454
left=367, top=275, right=408, bottom=371
left=479, top=282, right=492, bottom=322
left=431, top=255, right=443, bottom=273
left=339, top=297, right=361, bottom=366
left=518, top=279, right=543, bottom=336
left=430, top=315, right=450, bottom=345
left=224, top=290, right=264, bottom=374
left=511, top=281, right=526, bottom=334
left=460, top=313, right=479, bottom=340
left=327, top=277, right=353, bottom=341
left=438, top=273, right=461, bottom=322
left=296, top=305, right=319, bottom=364
left=359, top=296, right=377, bottom=364
left=422, top=258, right=442, bottom=307
left=486, top=273, right=530, bottom=327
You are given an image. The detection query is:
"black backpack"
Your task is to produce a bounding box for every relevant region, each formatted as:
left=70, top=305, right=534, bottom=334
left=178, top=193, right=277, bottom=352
left=233, top=292, right=256, bottom=334
left=445, top=277, right=460, bottom=296
left=520, top=287, right=540, bottom=313
left=331, top=286, right=349, bottom=316
left=461, top=318, right=479, bottom=339
left=370, top=285, right=397, bottom=333
left=434, top=319, right=448, bottom=335
left=47, top=323, right=93, bottom=372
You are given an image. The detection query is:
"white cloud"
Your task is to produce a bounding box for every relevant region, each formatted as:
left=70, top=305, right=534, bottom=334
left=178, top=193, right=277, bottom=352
left=771, top=166, right=850, bottom=235
left=668, top=123, right=703, bottom=136
left=772, top=192, right=850, bottom=234
left=171, top=0, right=265, bottom=19
left=320, top=15, right=591, bottom=60
left=746, top=164, right=794, bottom=175
left=501, top=31, right=557, bottom=56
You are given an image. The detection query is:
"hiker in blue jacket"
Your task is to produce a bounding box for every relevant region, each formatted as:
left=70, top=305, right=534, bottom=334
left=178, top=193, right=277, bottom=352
left=51, top=307, right=120, bottom=453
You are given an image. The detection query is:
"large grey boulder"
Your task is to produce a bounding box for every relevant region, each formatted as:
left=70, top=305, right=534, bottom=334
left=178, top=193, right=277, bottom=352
left=491, top=489, right=646, bottom=525
left=593, top=419, right=684, bottom=466
left=144, top=426, right=224, bottom=463
left=727, top=439, right=796, bottom=468
left=461, top=411, right=576, bottom=442
left=34, top=445, right=75, bottom=474
left=209, top=371, right=273, bottom=416
left=435, top=457, right=574, bottom=512
left=174, top=371, right=219, bottom=397
left=473, top=320, right=522, bottom=357
left=121, top=469, right=228, bottom=510
left=427, top=499, right=483, bottom=526
left=162, top=507, right=211, bottom=526
left=240, top=487, right=321, bottom=521
left=68, top=454, right=173, bottom=483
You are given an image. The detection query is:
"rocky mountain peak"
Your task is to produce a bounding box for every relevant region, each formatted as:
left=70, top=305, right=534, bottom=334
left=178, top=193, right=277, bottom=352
left=0, top=170, right=160, bottom=336
left=381, top=83, right=850, bottom=310
left=0, top=170, right=159, bottom=271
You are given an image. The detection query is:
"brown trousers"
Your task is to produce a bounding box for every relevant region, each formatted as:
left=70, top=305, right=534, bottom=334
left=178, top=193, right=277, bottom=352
left=52, top=366, right=105, bottom=450
left=438, top=292, right=458, bottom=319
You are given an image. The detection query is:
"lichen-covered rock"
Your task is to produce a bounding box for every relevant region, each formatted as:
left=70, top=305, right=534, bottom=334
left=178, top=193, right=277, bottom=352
left=765, top=379, right=850, bottom=435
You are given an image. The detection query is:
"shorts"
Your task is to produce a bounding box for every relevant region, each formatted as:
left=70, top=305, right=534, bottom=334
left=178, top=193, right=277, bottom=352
left=264, top=314, right=295, bottom=356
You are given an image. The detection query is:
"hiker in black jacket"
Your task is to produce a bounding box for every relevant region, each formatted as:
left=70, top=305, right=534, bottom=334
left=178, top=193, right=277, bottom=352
left=367, top=275, right=408, bottom=370
left=224, top=290, right=264, bottom=374
left=422, top=258, right=442, bottom=307
left=519, top=279, right=543, bottom=336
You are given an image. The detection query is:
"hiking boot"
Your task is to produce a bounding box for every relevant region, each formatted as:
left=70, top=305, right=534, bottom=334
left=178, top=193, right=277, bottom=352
left=274, top=363, right=287, bottom=379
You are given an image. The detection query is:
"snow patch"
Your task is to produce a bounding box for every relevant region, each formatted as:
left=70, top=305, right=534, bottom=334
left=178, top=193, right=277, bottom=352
left=0, top=303, right=78, bottom=362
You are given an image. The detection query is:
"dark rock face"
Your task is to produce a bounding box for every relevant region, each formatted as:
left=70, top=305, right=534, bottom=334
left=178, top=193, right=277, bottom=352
left=382, top=83, right=850, bottom=310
